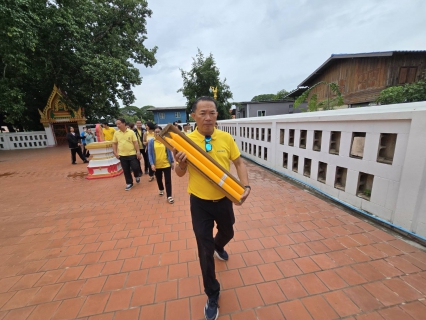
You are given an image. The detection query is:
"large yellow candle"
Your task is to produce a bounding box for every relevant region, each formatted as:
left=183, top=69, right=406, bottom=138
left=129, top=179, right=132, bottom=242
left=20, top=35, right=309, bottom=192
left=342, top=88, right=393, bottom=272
left=169, top=132, right=245, bottom=195
left=165, top=137, right=242, bottom=201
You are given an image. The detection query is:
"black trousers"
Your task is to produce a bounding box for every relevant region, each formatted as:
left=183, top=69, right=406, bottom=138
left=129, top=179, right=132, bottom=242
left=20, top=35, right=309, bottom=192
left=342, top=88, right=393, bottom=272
left=140, top=149, right=149, bottom=172
left=70, top=147, right=86, bottom=163
left=120, top=155, right=142, bottom=184
left=83, top=143, right=90, bottom=157
left=154, top=167, right=172, bottom=197
left=190, top=195, right=235, bottom=298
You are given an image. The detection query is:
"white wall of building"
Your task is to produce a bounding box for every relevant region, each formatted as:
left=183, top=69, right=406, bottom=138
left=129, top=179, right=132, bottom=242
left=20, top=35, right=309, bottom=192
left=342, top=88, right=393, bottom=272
left=0, top=131, right=50, bottom=150
left=219, top=102, right=426, bottom=240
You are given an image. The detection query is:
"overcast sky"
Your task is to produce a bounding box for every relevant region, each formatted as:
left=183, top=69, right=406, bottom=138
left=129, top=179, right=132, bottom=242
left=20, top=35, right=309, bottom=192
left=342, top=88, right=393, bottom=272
left=133, top=0, right=426, bottom=108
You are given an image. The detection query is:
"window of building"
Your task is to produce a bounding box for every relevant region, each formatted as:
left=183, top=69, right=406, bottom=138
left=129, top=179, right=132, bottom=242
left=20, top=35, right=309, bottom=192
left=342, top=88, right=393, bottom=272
left=159, top=112, right=165, bottom=119
left=257, top=110, right=266, bottom=117
left=399, top=67, right=417, bottom=84
left=175, top=112, right=181, bottom=118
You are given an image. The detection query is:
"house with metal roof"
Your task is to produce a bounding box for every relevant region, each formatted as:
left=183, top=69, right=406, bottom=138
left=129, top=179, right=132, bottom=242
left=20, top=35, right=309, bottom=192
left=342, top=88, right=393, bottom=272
left=235, top=100, right=305, bottom=118
left=286, top=51, right=426, bottom=107
left=147, top=106, right=187, bottom=125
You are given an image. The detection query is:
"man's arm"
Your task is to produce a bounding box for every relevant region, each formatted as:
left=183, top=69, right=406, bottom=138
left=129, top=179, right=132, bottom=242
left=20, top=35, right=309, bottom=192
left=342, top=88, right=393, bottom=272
left=172, top=149, right=188, bottom=177
left=112, top=142, right=119, bottom=159
left=133, top=140, right=142, bottom=160
left=232, top=156, right=251, bottom=205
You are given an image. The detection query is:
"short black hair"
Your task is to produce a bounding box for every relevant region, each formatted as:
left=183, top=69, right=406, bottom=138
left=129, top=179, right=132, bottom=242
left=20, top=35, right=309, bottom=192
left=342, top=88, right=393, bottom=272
left=192, top=96, right=217, bottom=112
left=146, top=121, right=155, bottom=130
left=103, top=123, right=108, bottom=126
left=155, top=125, right=162, bottom=130
left=117, top=118, right=126, bottom=124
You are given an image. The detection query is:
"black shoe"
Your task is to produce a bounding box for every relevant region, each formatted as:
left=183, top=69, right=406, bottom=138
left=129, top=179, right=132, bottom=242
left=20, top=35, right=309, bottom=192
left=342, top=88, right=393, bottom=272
left=83, top=160, right=89, bottom=163
left=136, top=177, right=140, bottom=184
left=214, top=249, right=229, bottom=261
left=204, top=293, right=219, bottom=320
left=145, top=170, right=149, bottom=174
left=125, top=184, right=133, bottom=191
left=72, top=162, right=77, bottom=165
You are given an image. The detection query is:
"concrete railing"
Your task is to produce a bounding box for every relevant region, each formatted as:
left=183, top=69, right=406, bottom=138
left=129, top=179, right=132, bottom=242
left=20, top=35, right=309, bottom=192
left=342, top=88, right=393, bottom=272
left=0, top=131, right=49, bottom=150
left=218, top=101, right=426, bottom=240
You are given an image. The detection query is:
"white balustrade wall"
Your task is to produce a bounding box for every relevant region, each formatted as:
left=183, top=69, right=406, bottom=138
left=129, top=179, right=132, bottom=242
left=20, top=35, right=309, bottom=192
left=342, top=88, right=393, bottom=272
left=0, top=131, right=49, bottom=150
left=219, top=102, right=426, bottom=240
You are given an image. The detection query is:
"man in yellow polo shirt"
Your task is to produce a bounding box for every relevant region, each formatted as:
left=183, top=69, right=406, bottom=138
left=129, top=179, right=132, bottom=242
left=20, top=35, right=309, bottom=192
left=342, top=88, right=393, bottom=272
left=112, top=118, right=142, bottom=191
left=102, top=123, right=116, bottom=141
left=173, top=96, right=250, bottom=320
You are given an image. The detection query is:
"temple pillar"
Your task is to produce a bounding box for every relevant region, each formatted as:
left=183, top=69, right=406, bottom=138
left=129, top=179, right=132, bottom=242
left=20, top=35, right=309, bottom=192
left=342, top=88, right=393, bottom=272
left=44, top=124, right=56, bottom=146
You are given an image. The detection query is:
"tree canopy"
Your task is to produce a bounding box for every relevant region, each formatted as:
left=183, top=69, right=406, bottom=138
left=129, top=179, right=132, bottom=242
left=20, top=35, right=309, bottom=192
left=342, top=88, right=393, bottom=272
left=0, top=0, right=157, bottom=130
left=294, top=82, right=343, bottom=112
left=251, top=89, right=289, bottom=102
left=376, top=80, right=426, bottom=105
left=118, top=105, right=154, bottom=124
left=178, top=49, right=233, bottom=120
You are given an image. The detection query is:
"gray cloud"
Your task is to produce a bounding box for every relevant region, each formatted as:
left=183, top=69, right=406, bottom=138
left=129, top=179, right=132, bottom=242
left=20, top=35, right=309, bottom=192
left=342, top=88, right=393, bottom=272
left=133, top=0, right=426, bottom=107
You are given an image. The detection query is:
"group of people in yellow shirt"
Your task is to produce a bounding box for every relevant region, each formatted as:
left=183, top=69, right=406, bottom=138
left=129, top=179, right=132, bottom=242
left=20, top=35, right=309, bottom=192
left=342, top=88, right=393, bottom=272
left=110, top=120, right=175, bottom=203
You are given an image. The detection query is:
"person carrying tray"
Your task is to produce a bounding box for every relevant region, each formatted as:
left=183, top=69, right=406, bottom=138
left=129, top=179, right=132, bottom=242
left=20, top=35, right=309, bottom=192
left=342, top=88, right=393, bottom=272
left=173, top=96, right=251, bottom=320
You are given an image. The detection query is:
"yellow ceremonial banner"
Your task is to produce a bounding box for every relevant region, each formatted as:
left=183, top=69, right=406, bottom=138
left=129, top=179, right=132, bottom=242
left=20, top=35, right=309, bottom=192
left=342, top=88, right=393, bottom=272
left=156, top=124, right=245, bottom=204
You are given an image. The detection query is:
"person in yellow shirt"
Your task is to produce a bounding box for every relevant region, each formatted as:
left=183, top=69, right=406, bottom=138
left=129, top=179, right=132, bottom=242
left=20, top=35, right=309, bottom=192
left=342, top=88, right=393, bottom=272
left=134, top=120, right=149, bottom=174
left=148, top=126, right=175, bottom=203
left=173, top=96, right=250, bottom=320
left=102, top=123, right=116, bottom=141
left=112, top=118, right=142, bottom=191
left=143, top=121, right=156, bottom=182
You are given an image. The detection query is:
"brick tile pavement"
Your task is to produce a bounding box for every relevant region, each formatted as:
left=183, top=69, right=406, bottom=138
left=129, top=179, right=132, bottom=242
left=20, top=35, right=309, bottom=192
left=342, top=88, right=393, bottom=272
left=0, top=147, right=425, bottom=319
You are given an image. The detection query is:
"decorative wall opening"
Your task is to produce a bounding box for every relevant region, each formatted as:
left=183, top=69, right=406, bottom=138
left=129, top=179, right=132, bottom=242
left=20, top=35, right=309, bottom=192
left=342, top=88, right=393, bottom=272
left=377, top=133, right=397, bottom=165
left=313, top=130, right=322, bottom=151
left=350, top=132, right=366, bottom=159
left=280, top=129, right=285, bottom=145
left=357, top=172, right=374, bottom=200
left=300, top=130, right=307, bottom=149
left=264, top=147, right=268, bottom=160
left=318, top=161, right=327, bottom=183
left=292, top=155, right=299, bottom=172
left=283, top=152, right=288, bottom=168
left=304, top=158, right=311, bottom=177
left=267, top=129, right=271, bottom=142
left=329, top=131, right=341, bottom=155
left=289, top=129, right=295, bottom=146
left=335, top=166, right=347, bottom=191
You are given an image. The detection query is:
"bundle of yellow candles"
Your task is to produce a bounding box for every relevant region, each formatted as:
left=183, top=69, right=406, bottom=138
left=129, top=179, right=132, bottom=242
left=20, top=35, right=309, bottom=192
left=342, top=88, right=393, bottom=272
left=164, top=132, right=245, bottom=202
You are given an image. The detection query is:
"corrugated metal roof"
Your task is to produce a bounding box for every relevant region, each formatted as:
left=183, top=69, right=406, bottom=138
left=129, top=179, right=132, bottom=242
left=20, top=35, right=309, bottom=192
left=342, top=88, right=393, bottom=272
left=298, top=50, right=426, bottom=87
left=147, top=106, right=187, bottom=111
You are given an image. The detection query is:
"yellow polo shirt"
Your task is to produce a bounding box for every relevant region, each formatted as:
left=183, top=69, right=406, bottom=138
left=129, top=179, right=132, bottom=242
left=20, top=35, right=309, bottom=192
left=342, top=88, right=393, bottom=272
left=187, top=129, right=240, bottom=200
left=113, top=128, right=137, bottom=156
left=103, top=127, right=116, bottom=141
left=154, top=139, right=170, bottom=169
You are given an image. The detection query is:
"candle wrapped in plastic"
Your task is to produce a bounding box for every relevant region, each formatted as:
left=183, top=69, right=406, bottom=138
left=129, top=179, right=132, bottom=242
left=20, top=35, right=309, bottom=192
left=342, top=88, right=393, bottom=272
left=169, top=133, right=245, bottom=195
left=165, top=136, right=243, bottom=201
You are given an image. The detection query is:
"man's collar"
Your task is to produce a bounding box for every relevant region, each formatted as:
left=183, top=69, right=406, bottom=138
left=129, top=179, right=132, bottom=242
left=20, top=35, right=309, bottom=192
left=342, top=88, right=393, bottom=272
left=193, top=128, right=217, bottom=140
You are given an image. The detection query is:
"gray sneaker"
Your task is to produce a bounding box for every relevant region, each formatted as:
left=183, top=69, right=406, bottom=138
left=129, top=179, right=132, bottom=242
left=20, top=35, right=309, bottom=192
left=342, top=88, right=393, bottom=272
left=125, top=184, right=133, bottom=191
left=136, top=177, right=140, bottom=184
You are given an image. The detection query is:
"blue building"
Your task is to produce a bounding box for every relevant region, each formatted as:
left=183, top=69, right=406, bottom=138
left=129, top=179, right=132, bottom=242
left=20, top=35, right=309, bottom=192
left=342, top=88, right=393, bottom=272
left=148, top=107, right=187, bottom=126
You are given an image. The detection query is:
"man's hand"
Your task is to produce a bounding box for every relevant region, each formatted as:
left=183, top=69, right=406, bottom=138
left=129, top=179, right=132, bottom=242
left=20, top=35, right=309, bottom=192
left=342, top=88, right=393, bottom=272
left=114, top=153, right=120, bottom=159
left=78, top=143, right=81, bottom=146
left=137, top=153, right=142, bottom=160
left=236, top=188, right=251, bottom=206
left=173, top=149, right=187, bottom=166
left=151, top=164, right=156, bottom=171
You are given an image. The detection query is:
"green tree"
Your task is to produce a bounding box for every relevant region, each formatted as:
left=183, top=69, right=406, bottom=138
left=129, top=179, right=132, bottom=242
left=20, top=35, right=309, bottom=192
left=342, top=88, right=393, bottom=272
left=251, top=94, right=276, bottom=101
left=0, top=0, right=157, bottom=130
left=251, top=89, right=289, bottom=102
left=178, top=49, right=233, bottom=120
left=118, top=105, right=154, bottom=124
left=294, top=81, right=343, bottom=112
left=376, top=80, right=426, bottom=105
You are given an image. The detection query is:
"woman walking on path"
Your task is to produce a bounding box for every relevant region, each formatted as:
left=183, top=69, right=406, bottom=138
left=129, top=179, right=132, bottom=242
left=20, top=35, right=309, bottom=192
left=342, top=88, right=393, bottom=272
left=148, top=126, right=175, bottom=204
left=143, top=121, right=156, bottom=182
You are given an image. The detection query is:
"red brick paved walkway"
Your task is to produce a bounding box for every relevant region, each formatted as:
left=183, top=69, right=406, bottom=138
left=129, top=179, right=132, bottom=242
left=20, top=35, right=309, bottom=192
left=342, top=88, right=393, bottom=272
left=0, top=146, right=425, bottom=319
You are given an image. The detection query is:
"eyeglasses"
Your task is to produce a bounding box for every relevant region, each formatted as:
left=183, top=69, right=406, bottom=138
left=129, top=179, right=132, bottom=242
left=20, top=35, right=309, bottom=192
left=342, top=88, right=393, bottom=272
left=205, top=135, right=212, bottom=152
